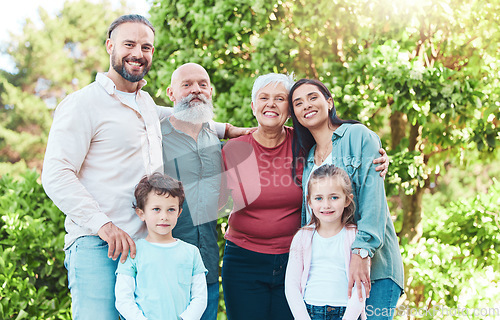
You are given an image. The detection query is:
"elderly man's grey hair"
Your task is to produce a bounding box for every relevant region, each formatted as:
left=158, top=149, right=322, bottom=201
left=251, top=73, right=295, bottom=104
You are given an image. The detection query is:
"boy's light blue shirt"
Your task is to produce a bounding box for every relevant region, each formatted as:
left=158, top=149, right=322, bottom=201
left=116, top=239, right=207, bottom=320
left=301, top=123, right=404, bottom=290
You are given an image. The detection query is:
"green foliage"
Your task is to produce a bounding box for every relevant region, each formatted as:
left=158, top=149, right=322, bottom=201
left=6, top=0, right=122, bottom=95
left=386, top=149, right=428, bottom=197
left=401, top=179, right=500, bottom=317
left=0, top=76, right=53, bottom=170
left=0, top=171, right=70, bottom=319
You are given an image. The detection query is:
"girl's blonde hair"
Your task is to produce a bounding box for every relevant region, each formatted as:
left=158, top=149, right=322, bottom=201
left=306, top=164, right=356, bottom=228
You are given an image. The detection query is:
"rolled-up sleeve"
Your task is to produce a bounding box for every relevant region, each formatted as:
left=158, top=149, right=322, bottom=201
left=349, top=125, right=387, bottom=257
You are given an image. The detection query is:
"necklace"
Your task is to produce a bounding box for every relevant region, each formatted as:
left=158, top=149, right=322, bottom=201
left=315, top=144, right=332, bottom=164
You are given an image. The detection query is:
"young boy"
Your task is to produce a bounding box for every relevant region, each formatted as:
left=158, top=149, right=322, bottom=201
left=115, top=173, right=207, bottom=320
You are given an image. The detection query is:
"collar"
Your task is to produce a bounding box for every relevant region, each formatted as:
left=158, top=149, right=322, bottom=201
left=306, top=123, right=350, bottom=163
left=162, top=117, right=210, bottom=135
left=330, top=123, right=349, bottom=141
left=95, top=72, right=147, bottom=95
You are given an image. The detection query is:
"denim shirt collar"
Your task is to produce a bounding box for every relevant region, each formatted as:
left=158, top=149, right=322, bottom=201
left=305, top=123, right=351, bottom=165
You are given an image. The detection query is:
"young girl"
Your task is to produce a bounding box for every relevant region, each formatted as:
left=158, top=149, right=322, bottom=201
left=285, top=164, right=366, bottom=320
left=289, top=79, right=403, bottom=318
left=115, top=173, right=207, bottom=320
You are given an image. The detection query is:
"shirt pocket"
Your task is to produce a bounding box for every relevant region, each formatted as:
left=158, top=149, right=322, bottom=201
left=177, top=264, right=192, bottom=287
left=342, top=155, right=361, bottom=177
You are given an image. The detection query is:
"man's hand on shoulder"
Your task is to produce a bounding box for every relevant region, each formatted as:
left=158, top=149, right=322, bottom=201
left=98, top=222, right=136, bottom=263
left=373, top=148, right=389, bottom=179
left=225, top=123, right=256, bottom=139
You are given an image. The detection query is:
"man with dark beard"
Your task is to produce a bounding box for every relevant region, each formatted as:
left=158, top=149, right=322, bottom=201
left=42, top=16, right=235, bottom=319
left=161, top=63, right=224, bottom=320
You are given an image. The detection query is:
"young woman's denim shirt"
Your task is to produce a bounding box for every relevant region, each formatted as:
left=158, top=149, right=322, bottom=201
left=301, top=123, right=404, bottom=290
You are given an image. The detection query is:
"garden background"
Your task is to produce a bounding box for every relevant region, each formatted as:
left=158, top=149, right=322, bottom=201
left=0, top=0, right=499, bottom=319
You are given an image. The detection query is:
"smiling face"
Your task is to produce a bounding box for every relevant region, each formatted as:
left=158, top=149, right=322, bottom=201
left=136, top=191, right=182, bottom=243
left=106, top=22, right=154, bottom=91
left=168, top=63, right=213, bottom=106
left=251, top=83, right=290, bottom=130
left=291, top=83, right=333, bottom=130
left=167, top=63, right=214, bottom=123
left=308, top=176, right=353, bottom=229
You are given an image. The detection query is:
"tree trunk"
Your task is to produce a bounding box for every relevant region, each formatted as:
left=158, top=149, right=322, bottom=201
left=390, top=109, right=406, bottom=149
left=398, top=121, right=424, bottom=244
left=399, top=187, right=425, bottom=243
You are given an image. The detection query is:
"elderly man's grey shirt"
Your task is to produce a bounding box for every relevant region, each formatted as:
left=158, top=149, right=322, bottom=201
left=161, top=118, right=223, bottom=284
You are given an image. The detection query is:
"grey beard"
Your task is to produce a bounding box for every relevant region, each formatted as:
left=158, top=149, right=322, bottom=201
left=173, top=94, right=214, bottom=124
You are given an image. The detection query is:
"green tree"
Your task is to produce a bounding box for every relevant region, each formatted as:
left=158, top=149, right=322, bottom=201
left=0, top=75, right=52, bottom=173
left=0, top=0, right=126, bottom=176
left=0, top=171, right=70, bottom=319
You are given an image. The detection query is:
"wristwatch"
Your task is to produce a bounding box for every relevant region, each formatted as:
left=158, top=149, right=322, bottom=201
left=352, top=248, right=369, bottom=259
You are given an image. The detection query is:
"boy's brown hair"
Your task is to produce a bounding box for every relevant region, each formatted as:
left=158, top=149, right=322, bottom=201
left=133, top=172, right=185, bottom=210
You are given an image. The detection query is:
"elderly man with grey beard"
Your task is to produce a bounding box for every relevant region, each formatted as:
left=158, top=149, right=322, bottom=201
left=161, top=63, right=224, bottom=320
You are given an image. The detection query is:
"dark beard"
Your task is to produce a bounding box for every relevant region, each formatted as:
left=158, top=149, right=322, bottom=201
left=111, top=54, right=150, bottom=83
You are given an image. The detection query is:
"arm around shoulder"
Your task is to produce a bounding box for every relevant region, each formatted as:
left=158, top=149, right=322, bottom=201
left=156, top=105, right=173, bottom=122
left=349, top=125, right=388, bottom=256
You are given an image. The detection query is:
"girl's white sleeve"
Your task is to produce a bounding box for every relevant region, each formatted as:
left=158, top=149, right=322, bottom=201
left=285, top=231, right=311, bottom=320
left=115, top=273, right=148, bottom=320
left=343, top=284, right=367, bottom=320
left=180, top=273, right=207, bottom=320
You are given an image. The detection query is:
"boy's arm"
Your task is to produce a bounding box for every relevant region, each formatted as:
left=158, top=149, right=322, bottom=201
left=343, top=284, right=367, bottom=320
left=180, top=273, right=207, bottom=320
left=115, top=273, right=148, bottom=320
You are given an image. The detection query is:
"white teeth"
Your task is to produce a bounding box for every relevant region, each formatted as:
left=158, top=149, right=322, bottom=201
left=305, top=111, right=317, bottom=119
left=128, top=61, right=141, bottom=66
left=264, top=111, right=278, bottom=116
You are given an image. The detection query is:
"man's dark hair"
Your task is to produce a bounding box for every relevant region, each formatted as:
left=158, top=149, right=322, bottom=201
left=133, top=173, right=185, bottom=211
left=107, top=14, right=155, bottom=39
